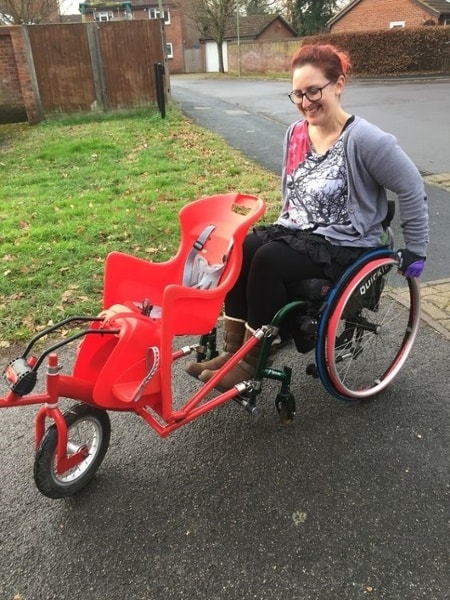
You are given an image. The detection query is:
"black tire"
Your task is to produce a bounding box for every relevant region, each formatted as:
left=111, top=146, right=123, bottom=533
left=317, top=256, right=421, bottom=400
left=33, top=403, right=111, bottom=499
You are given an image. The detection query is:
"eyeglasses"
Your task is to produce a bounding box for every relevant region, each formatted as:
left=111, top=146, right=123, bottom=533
left=288, top=81, right=333, bottom=105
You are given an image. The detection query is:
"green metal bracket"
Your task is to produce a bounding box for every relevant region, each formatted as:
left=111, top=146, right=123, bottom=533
left=253, top=300, right=308, bottom=382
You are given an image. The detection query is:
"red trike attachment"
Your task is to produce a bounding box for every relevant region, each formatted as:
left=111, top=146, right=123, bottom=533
left=0, top=193, right=267, bottom=498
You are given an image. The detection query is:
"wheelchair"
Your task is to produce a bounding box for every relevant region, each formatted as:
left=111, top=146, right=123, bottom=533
left=0, top=193, right=421, bottom=498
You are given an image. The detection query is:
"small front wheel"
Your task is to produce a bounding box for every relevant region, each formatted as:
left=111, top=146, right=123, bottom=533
left=275, top=391, right=296, bottom=425
left=34, top=403, right=111, bottom=499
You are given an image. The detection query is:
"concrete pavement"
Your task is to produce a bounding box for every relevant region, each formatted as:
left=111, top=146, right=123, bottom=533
left=412, top=154, right=449, bottom=333
left=419, top=278, right=450, bottom=340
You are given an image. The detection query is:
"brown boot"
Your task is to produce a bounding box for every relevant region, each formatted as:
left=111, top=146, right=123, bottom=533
left=198, top=324, right=269, bottom=389
left=185, top=316, right=245, bottom=378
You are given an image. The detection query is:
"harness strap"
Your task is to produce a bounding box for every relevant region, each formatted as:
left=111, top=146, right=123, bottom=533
left=182, top=224, right=216, bottom=287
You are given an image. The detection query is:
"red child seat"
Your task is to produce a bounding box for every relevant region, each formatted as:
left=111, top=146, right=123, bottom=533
left=73, top=193, right=265, bottom=418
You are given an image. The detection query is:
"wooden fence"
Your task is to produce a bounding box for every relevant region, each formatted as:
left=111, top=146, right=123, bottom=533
left=1, top=20, right=165, bottom=123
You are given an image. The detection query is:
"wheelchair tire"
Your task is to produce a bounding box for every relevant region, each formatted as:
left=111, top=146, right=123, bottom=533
left=33, top=403, right=111, bottom=499
left=316, top=253, right=421, bottom=400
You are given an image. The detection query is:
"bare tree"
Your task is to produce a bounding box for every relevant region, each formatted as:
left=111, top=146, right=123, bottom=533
left=245, top=0, right=279, bottom=14
left=183, top=0, right=237, bottom=73
left=275, top=0, right=294, bottom=23
left=0, top=0, right=62, bottom=23
left=181, top=0, right=288, bottom=73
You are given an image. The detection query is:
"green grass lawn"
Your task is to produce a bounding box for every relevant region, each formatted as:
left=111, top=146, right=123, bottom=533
left=0, top=107, right=280, bottom=344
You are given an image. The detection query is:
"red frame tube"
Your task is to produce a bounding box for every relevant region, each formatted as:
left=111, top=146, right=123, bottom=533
left=170, top=333, right=260, bottom=422
left=1, top=333, right=262, bottom=445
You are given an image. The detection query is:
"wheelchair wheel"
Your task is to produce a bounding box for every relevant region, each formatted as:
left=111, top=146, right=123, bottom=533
left=34, top=403, right=111, bottom=499
left=318, top=255, right=421, bottom=400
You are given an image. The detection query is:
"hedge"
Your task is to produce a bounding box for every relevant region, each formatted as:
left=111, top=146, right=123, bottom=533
left=302, top=27, right=450, bottom=76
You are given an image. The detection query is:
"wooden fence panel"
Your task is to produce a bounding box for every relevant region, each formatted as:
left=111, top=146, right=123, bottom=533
left=97, top=20, right=164, bottom=109
left=27, top=24, right=96, bottom=113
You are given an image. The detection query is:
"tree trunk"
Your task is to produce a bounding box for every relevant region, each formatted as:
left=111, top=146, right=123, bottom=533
left=217, top=41, right=225, bottom=73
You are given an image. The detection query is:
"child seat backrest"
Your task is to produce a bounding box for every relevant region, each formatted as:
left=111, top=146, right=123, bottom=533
left=101, top=193, right=265, bottom=335
left=160, top=193, right=265, bottom=336
left=177, top=193, right=264, bottom=289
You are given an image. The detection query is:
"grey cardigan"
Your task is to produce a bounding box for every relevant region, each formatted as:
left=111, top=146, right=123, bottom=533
left=280, top=116, right=429, bottom=257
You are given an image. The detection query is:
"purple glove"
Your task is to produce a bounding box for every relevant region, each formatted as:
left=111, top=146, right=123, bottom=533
left=397, top=249, right=425, bottom=278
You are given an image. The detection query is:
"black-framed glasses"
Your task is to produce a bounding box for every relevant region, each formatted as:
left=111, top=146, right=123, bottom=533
left=288, top=81, right=333, bottom=105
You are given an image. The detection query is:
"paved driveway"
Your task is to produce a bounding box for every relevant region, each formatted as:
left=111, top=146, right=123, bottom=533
left=1, top=321, right=449, bottom=600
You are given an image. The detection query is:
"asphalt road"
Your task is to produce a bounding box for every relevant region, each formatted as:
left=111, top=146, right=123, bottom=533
left=170, top=76, right=450, bottom=176
left=0, top=78, right=449, bottom=600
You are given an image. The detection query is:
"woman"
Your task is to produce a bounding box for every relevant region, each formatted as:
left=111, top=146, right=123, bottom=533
left=186, top=43, right=429, bottom=388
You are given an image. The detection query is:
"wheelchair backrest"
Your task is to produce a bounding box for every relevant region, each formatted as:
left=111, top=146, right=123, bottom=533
left=381, top=199, right=395, bottom=230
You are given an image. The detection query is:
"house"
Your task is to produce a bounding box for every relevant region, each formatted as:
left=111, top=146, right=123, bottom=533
left=328, top=0, right=450, bottom=32
left=202, top=14, right=297, bottom=72
left=12, top=2, right=295, bottom=74
left=225, top=13, right=298, bottom=42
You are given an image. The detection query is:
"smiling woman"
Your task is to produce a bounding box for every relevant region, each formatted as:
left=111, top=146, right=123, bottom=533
left=186, top=42, right=429, bottom=391
left=289, top=43, right=352, bottom=154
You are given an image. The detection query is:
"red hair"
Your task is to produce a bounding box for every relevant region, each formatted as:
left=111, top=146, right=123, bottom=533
left=291, top=44, right=351, bottom=80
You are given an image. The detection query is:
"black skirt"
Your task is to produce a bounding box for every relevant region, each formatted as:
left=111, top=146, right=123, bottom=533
left=253, top=224, right=372, bottom=282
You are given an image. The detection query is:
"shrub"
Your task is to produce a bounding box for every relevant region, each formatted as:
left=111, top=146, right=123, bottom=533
left=301, top=27, right=450, bottom=76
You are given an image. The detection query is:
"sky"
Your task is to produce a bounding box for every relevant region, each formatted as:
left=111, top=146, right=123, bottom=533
left=60, top=0, right=81, bottom=16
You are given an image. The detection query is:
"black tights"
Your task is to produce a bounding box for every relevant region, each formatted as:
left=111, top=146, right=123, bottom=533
left=224, top=232, right=327, bottom=329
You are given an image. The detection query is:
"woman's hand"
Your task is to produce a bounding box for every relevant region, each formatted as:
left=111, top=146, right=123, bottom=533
left=397, top=249, right=425, bottom=278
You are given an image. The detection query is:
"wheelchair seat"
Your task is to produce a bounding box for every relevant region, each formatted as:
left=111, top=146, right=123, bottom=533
left=287, top=200, right=396, bottom=303
left=288, top=278, right=332, bottom=301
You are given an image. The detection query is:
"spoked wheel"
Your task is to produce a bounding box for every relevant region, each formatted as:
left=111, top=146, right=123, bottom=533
left=34, top=403, right=111, bottom=499
left=318, top=256, right=421, bottom=400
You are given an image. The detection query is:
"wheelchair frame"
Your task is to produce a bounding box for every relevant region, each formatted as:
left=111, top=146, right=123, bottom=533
left=0, top=196, right=421, bottom=498
left=194, top=246, right=421, bottom=423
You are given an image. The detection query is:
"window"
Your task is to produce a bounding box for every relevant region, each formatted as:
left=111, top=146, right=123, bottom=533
left=166, top=43, right=173, bottom=59
left=390, top=21, right=405, bottom=29
left=94, top=11, right=114, bottom=22
left=148, top=8, right=170, bottom=24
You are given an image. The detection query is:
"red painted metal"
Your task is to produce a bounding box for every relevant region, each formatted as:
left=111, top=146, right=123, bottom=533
left=0, top=193, right=266, bottom=455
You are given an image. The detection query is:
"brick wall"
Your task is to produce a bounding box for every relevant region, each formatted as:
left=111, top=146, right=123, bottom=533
left=0, top=28, right=25, bottom=122
left=229, top=39, right=299, bottom=74
left=0, top=27, right=41, bottom=124
left=164, top=7, right=184, bottom=74
left=331, top=0, right=435, bottom=33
